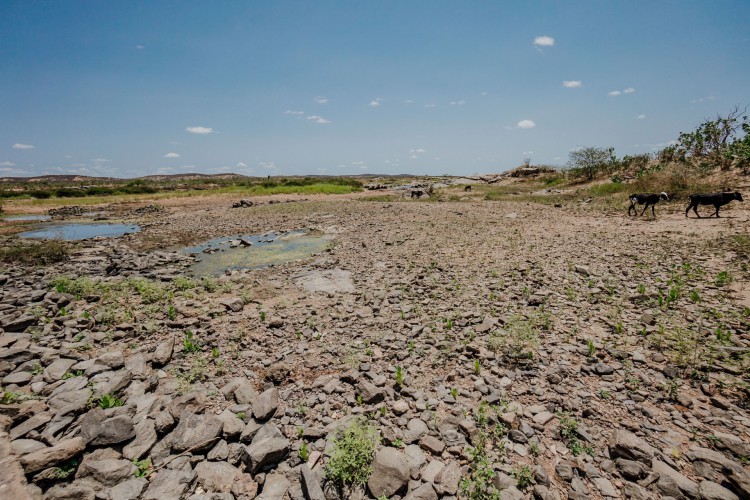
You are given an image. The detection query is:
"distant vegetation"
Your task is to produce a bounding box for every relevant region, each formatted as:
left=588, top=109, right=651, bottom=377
left=560, top=105, right=749, bottom=197
left=0, top=176, right=363, bottom=202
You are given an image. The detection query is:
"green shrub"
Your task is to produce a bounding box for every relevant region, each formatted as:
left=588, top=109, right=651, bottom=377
left=325, top=418, right=380, bottom=491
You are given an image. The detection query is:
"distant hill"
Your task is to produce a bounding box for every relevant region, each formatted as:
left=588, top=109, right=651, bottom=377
left=0, top=172, right=421, bottom=184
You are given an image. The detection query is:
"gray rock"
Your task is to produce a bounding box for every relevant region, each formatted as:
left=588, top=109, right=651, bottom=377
left=356, top=380, right=384, bottom=404
left=123, top=418, right=157, bottom=460
left=241, top=428, right=290, bottom=474
left=42, top=483, right=95, bottom=500
left=404, top=483, right=438, bottom=500
left=76, top=458, right=137, bottom=487
left=152, top=338, right=175, bottom=366
left=433, top=460, right=461, bottom=496
left=256, top=472, right=290, bottom=499
left=300, top=464, right=325, bottom=500
left=419, top=435, right=446, bottom=455
left=217, top=409, right=244, bottom=439
left=194, top=461, right=241, bottom=493
left=142, top=469, right=197, bottom=500
left=251, top=388, right=279, bottom=421
left=171, top=412, right=223, bottom=452
left=615, top=458, right=649, bottom=480
left=110, top=477, right=148, bottom=500
left=592, top=477, right=619, bottom=497
left=11, top=438, right=47, bottom=455
left=43, top=358, right=77, bottom=382
left=20, top=437, right=85, bottom=473
left=699, top=480, right=739, bottom=500
left=80, top=410, right=136, bottom=446
left=367, top=447, right=410, bottom=498
left=609, top=429, right=655, bottom=466
left=653, top=459, right=699, bottom=499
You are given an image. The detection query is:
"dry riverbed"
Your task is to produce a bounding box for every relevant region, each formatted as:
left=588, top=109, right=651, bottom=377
left=1, top=193, right=749, bottom=499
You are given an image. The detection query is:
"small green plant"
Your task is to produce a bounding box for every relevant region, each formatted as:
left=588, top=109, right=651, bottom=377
left=408, top=340, right=415, bottom=353
left=324, top=418, right=380, bottom=492
left=473, top=359, right=481, bottom=375
left=587, top=339, right=596, bottom=358
left=30, top=363, right=43, bottom=376
left=259, top=310, right=267, bottom=321
left=0, top=391, right=22, bottom=404
left=395, top=366, right=404, bottom=387
left=133, top=458, right=151, bottom=478
left=450, top=387, right=459, bottom=399
left=182, top=330, right=199, bottom=353
left=211, top=347, right=220, bottom=358
left=236, top=412, right=246, bottom=420
left=392, top=438, right=404, bottom=448
left=299, top=441, right=309, bottom=461
left=168, top=304, right=176, bottom=321
left=557, top=411, right=590, bottom=456
left=53, top=458, right=78, bottom=479
left=615, top=320, right=623, bottom=336
left=689, top=289, right=701, bottom=303
left=529, top=440, right=541, bottom=456
left=716, top=271, right=732, bottom=287
left=664, top=378, right=682, bottom=401
left=62, top=370, right=83, bottom=379
left=98, top=393, right=123, bottom=409
left=512, top=465, right=534, bottom=489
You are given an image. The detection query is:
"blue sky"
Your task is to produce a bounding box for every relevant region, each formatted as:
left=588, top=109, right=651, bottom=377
left=1, top=1, right=748, bottom=178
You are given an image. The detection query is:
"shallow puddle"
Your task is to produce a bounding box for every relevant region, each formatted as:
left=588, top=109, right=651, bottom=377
left=183, top=230, right=331, bottom=276
left=20, top=223, right=140, bottom=240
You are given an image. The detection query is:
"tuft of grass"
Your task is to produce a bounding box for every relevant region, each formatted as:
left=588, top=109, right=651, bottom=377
left=1, top=240, right=69, bottom=265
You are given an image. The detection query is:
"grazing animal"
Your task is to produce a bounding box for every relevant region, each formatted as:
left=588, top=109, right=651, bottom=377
left=411, top=190, right=424, bottom=199
left=628, top=192, right=669, bottom=217
left=464, top=185, right=472, bottom=191
left=685, top=191, right=744, bottom=218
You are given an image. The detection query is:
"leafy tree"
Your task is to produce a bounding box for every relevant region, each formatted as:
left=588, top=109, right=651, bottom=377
left=566, top=146, right=616, bottom=180
left=671, top=106, right=749, bottom=171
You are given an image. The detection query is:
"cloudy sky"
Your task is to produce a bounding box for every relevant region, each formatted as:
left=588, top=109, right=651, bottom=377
left=1, top=1, right=748, bottom=178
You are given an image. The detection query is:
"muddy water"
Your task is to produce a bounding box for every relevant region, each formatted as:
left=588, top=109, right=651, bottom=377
left=20, top=223, right=140, bottom=240
left=3, top=214, right=52, bottom=221
left=183, top=230, right=331, bottom=276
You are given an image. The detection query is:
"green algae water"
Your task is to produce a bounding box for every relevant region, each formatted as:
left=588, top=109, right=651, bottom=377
left=183, top=230, right=331, bottom=276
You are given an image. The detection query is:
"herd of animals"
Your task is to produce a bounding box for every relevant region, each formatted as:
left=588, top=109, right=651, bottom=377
left=407, top=184, right=744, bottom=219
left=628, top=190, right=744, bottom=218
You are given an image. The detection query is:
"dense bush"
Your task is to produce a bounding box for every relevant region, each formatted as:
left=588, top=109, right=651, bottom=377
left=566, top=146, right=617, bottom=181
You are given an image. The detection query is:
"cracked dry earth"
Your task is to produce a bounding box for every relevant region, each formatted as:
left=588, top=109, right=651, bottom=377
left=2, top=196, right=750, bottom=500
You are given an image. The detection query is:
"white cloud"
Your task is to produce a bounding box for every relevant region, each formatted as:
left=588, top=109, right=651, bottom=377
left=284, top=110, right=304, bottom=115
left=12, top=143, right=34, bottom=150
left=562, top=80, right=582, bottom=88
left=306, top=115, right=330, bottom=124
left=91, top=158, right=110, bottom=163
left=449, top=100, right=466, bottom=105
left=186, top=126, right=214, bottom=134
left=0, top=161, right=15, bottom=167
left=517, top=120, right=536, bottom=129
left=236, top=162, right=247, bottom=167
left=313, top=96, right=328, bottom=104
left=533, top=36, right=555, bottom=47
left=409, top=148, right=426, bottom=154
left=369, top=98, right=382, bottom=107
left=637, top=114, right=646, bottom=119
left=410, top=155, right=418, bottom=159
left=405, top=99, right=414, bottom=104
left=164, top=152, right=181, bottom=158
left=136, top=44, right=145, bottom=49
left=609, top=87, right=635, bottom=96
left=425, top=103, right=436, bottom=108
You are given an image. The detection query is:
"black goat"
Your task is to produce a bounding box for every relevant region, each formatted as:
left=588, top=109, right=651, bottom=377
left=685, top=191, right=743, bottom=218
left=464, top=185, right=472, bottom=191
left=411, top=190, right=424, bottom=199
left=628, top=192, right=669, bottom=217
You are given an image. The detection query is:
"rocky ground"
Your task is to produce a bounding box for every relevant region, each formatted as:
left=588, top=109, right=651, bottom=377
left=1, top=193, right=749, bottom=500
